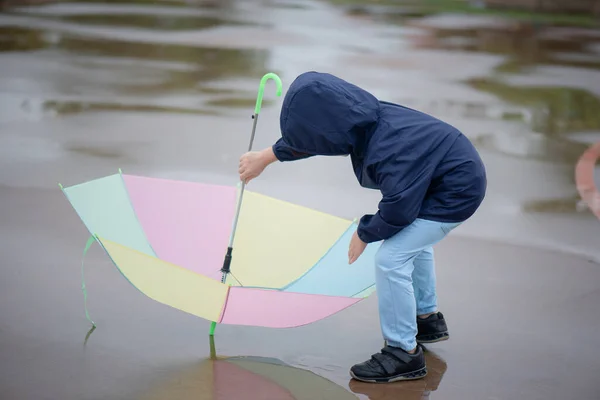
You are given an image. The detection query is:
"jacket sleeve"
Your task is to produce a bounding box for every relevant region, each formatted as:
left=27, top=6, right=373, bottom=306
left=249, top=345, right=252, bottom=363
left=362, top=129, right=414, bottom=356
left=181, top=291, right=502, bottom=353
left=272, top=138, right=314, bottom=162
left=356, top=170, right=428, bottom=243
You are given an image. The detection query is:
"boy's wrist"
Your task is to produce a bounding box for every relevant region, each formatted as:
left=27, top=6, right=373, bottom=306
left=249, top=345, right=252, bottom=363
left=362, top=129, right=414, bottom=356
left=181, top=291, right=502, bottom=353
left=260, top=146, right=278, bottom=165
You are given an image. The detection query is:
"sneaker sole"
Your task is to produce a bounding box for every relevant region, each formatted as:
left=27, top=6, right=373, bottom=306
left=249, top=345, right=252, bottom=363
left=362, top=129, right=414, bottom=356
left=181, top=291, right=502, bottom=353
left=350, top=367, right=427, bottom=383
left=416, top=332, right=449, bottom=343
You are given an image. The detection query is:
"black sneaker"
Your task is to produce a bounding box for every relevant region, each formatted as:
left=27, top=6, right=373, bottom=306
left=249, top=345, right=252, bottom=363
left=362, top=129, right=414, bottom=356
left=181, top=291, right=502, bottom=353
left=350, top=345, right=427, bottom=383
left=416, top=312, right=449, bottom=343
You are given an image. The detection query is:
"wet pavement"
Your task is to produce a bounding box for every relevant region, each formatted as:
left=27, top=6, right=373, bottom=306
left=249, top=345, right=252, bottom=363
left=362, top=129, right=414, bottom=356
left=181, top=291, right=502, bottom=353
left=1, top=0, right=600, bottom=399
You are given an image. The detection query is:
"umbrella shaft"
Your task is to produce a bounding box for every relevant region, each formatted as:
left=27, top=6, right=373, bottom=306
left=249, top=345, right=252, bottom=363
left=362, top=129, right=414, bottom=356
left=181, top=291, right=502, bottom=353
left=228, top=184, right=244, bottom=247
left=220, top=113, right=259, bottom=283
left=228, top=113, right=259, bottom=248
left=247, top=113, right=259, bottom=152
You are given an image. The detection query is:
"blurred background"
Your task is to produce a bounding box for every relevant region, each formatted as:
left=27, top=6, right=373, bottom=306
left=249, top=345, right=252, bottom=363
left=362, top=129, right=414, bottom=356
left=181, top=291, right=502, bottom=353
left=0, top=0, right=599, bottom=399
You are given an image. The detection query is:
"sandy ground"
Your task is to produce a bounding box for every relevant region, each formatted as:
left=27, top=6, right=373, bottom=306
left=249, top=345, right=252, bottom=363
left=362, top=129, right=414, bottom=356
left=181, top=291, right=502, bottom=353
left=1, top=0, right=600, bottom=399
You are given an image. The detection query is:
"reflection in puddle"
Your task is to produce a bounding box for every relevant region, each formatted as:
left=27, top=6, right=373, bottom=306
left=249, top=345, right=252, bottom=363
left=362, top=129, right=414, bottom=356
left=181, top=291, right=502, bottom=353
left=66, top=144, right=125, bottom=160
left=465, top=78, right=598, bottom=163
left=342, top=3, right=427, bottom=21
left=349, top=347, right=448, bottom=400
left=65, top=0, right=234, bottom=7
left=332, top=5, right=600, bottom=172
left=43, top=100, right=222, bottom=116
left=0, top=26, right=49, bottom=52
left=206, top=97, right=273, bottom=108
left=523, top=196, right=585, bottom=214
left=0, top=22, right=270, bottom=116
left=264, top=0, right=309, bottom=10
left=401, top=21, right=600, bottom=165
left=408, top=22, right=600, bottom=73
left=37, top=34, right=269, bottom=80
left=472, top=131, right=588, bottom=164
left=468, top=78, right=600, bottom=136
left=52, top=14, right=259, bottom=31
left=134, top=337, right=358, bottom=400
left=335, top=0, right=598, bottom=28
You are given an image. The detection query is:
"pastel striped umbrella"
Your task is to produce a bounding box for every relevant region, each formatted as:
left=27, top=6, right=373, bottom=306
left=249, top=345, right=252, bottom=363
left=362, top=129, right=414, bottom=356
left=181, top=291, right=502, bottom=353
left=59, top=73, right=380, bottom=334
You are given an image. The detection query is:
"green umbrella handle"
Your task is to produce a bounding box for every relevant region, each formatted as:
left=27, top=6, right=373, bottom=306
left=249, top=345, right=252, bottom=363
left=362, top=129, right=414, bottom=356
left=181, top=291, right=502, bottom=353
left=254, top=72, right=283, bottom=115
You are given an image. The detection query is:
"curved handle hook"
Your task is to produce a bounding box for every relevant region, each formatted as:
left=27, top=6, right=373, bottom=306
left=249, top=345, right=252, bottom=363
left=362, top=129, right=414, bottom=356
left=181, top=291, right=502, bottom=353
left=254, top=72, right=283, bottom=115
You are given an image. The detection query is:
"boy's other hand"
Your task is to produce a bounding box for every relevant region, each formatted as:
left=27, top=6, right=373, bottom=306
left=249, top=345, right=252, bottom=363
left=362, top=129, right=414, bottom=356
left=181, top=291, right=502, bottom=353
left=348, top=231, right=367, bottom=264
left=239, top=147, right=277, bottom=184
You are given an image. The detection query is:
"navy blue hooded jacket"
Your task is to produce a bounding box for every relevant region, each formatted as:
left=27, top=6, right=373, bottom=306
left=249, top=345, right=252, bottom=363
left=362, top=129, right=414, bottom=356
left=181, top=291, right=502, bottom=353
left=272, top=72, right=486, bottom=243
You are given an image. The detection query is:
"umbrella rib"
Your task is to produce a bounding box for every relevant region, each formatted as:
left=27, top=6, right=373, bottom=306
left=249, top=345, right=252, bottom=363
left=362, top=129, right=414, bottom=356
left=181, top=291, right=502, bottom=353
left=350, top=283, right=376, bottom=298
left=278, top=220, right=357, bottom=292
left=118, top=170, right=159, bottom=258
left=217, top=285, right=232, bottom=324
left=229, top=271, right=245, bottom=287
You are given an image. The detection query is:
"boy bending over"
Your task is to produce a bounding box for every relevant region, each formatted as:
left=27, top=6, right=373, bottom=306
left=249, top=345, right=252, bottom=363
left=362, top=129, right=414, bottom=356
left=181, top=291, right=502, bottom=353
left=238, top=71, right=486, bottom=383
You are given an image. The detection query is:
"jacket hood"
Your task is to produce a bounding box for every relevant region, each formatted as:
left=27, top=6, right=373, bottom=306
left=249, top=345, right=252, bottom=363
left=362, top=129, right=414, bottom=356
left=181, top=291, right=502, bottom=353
left=278, top=72, right=380, bottom=156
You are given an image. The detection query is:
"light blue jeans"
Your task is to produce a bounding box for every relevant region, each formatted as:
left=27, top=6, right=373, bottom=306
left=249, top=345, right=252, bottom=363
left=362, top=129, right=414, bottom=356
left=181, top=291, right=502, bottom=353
left=375, top=218, right=462, bottom=351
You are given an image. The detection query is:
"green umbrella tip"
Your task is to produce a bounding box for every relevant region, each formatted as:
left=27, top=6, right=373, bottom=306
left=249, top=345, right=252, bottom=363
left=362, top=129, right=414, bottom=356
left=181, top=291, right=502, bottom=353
left=58, top=183, right=63, bottom=189
left=118, top=168, right=122, bottom=174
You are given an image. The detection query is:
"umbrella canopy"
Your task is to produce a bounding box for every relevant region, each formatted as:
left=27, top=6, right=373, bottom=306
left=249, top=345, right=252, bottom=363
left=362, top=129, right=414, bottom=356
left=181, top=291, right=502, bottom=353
left=61, top=170, right=380, bottom=329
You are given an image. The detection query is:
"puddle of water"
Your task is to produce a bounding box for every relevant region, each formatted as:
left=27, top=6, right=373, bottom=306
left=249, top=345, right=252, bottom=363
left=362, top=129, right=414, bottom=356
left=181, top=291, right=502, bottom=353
left=264, top=0, right=309, bottom=10
left=331, top=0, right=599, bottom=27
left=132, top=345, right=359, bottom=400
left=463, top=77, right=598, bottom=169
left=408, top=21, right=600, bottom=73
left=324, top=2, right=600, bottom=178
left=0, top=23, right=271, bottom=117
left=34, top=33, right=270, bottom=79
left=65, top=144, right=124, bottom=159
left=206, top=97, right=273, bottom=108
left=13, top=1, right=265, bottom=31
left=52, top=13, right=259, bottom=30
left=65, top=0, right=230, bottom=7
left=0, top=26, right=49, bottom=51
left=42, top=99, right=223, bottom=116
left=471, top=131, right=586, bottom=166
left=341, top=2, right=428, bottom=21
left=468, top=78, right=600, bottom=136
left=356, top=9, right=600, bottom=175
left=522, top=195, right=584, bottom=214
